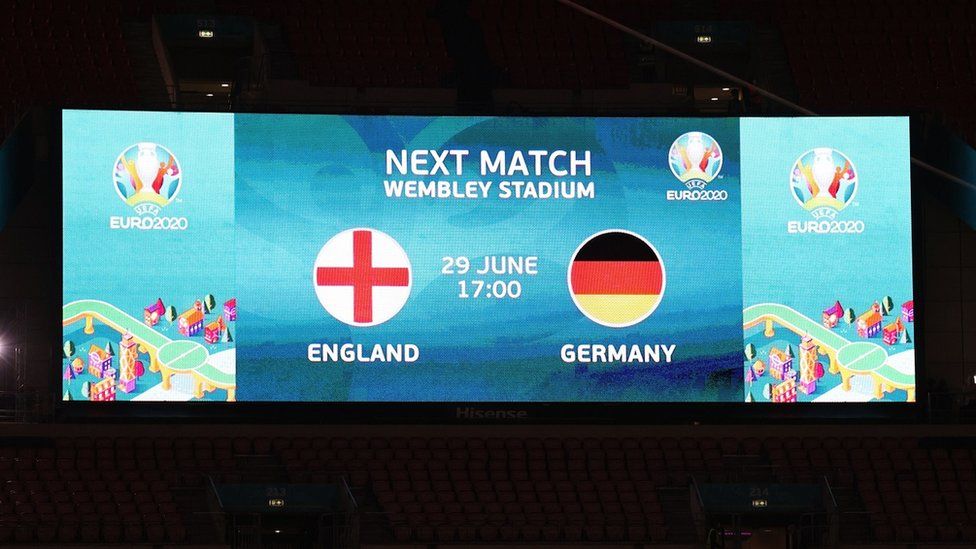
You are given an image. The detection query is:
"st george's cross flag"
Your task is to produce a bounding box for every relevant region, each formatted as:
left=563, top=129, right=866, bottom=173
left=569, top=230, right=665, bottom=328
left=313, top=228, right=412, bottom=327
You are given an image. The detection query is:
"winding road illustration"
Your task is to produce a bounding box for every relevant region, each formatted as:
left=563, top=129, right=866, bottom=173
left=743, top=303, right=915, bottom=401
left=63, top=300, right=236, bottom=401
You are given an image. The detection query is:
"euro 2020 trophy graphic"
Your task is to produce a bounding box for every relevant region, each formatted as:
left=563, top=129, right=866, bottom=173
left=113, top=142, right=182, bottom=216
left=790, top=147, right=857, bottom=219
left=668, top=131, right=723, bottom=189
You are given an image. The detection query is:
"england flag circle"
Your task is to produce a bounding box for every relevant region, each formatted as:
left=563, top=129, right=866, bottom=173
left=312, top=228, right=412, bottom=327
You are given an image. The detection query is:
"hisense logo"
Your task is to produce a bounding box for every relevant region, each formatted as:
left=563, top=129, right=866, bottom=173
left=455, top=407, right=528, bottom=420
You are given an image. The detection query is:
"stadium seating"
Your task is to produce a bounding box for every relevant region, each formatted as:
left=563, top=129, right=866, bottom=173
left=0, top=0, right=139, bottom=137
left=2, top=434, right=975, bottom=544
left=470, top=0, right=630, bottom=89
left=774, top=0, right=976, bottom=143
left=0, top=438, right=188, bottom=544
left=1, top=0, right=975, bottom=147
left=217, top=0, right=455, bottom=88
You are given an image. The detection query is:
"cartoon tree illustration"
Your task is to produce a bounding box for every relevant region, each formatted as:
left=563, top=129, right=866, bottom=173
left=786, top=344, right=795, bottom=358
left=63, top=390, right=73, bottom=402
left=81, top=381, right=92, bottom=399
left=744, top=343, right=757, bottom=361
left=881, top=296, right=894, bottom=315
left=204, top=294, right=216, bottom=313
left=63, top=340, right=76, bottom=359
left=166, top=305, right=177, bottom=323
left=104, top=342, right=115, bottom=356
left=844, top=308, right=856, bottom=324
left=901, top=330, right=912, bottom=344
left=221, top=328, right=233, bottom=344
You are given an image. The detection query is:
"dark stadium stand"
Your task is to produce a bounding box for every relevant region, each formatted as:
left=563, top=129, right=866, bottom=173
left=471, top=0, right=630, bottom=89
left=1, top=1, right=976, bottom=548
left=2, top=0, right=975, bottom=145
left=1, top=430, right=975, bottom=545
left=775, top=1, right=976, bottom=144
left=0, top=0, right=139, bottom=135
left=222, top=0, right=455, bottom=88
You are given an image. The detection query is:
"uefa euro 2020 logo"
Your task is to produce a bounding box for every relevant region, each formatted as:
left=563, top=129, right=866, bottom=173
left=790, top=148, right=857, bottom=220
left=668, top=131, right=723, bottom=189
left=113, top=142, right=182, bottom=217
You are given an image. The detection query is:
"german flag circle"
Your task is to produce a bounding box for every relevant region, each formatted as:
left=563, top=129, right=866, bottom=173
left=568, top=230, right=665, bottom=328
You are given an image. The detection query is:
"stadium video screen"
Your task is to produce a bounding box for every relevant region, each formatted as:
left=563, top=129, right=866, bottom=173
left=61, top=111, right=916, bottom=404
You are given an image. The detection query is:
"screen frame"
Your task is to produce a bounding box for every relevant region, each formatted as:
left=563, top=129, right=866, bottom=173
left=52, top=108, right=925, bottom=423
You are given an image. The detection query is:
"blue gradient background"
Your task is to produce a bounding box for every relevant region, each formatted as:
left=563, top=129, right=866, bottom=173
left=233, top=115, right=744, bottom=402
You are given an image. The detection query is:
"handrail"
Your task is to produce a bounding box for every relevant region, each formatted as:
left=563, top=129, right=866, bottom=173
left=207, top=474, right=224, bottom=508
left=823, top=475, right=838, bottom=511
left=927, top=390, right=976, bottom=423
left=205, top=474, right=229, bottom=544
left=822, top=475, right=840, bottom=548
left=691, top=475, right=706, bottom=513
left=688, top=475, right=709, bottom=543
left=340, top=474, right=358, bottom=510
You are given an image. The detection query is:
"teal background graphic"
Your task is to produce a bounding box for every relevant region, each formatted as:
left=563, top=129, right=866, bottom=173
left=740, top=117, right=914, bottom=402
left=60, top=111, right=915, bottom=404
left=62, top=110, right=236, bottom=401
left=233, top=115, right=744, bottom=402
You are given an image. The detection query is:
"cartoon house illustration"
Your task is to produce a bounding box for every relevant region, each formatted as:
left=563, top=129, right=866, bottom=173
left=144, top=298, right=165, bottom=326
left=90, top=378, right=116, bottom=402
left=772, top=379, right=797, bottom=403
left=204, top=317, right=225, bottom=345
left=178, top=308, right=204, bottom=337
left=118, top=332, right=139, bottom=393
left=822, top=301, right=843, bottom=328
left=768, top=347, right=793, bottom=381
left=223, top=298, right=237, bottom=322
left=798, top=335, right=818, bottom=394
left=857, top=309, right=882, bottom=338
left=901, top=300, right=914, bottom=323
left=88, top=344, right=113, bottom=378
left=883, top=318, right=904, bottom=346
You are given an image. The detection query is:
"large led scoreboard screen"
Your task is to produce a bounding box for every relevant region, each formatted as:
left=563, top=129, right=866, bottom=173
left=60, top=111, right=916, bottom=405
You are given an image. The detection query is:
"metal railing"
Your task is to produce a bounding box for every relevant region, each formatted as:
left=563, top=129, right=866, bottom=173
left=689, top=475, right=709, bottom=543
left=927, top=390, right=976, bottom=423
left=822, top=475, right=840, bottom=548
left=334, top=475, right=360, bottom=549
left=0, top=390, right=42, bottom=423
